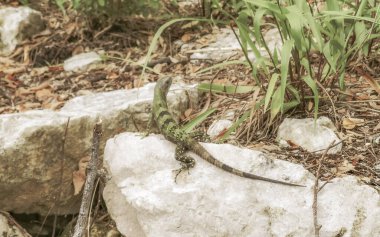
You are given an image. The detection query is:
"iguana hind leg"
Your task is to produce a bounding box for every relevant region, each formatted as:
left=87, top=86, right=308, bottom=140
left=173, top=144, right=195, bottom=181
left=189, top=130, right=210, bottom=142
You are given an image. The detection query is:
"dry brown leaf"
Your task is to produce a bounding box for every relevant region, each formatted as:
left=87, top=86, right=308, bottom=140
left=23, top=45, right=30, bottom=64
left=3, top=66, right=27, bottom=74
left=48, top=65, right=64, bottom=72
left=336, top=160, right=355, bottom=176
left=0, top=56, right=16, bottom=65
left=47, top=101, right=65, bottom=110
left=72, top=45, right=84, bottom=55
left=374, top=122, right=380, bottom=131
left=16, top=87, right=33, bottom=96
left=8, top=46, right=24, bottom=59
left=337, top=108, right=346, bottom=114
left=169, top=56, right=179, bottom=64
left=0, top=107, right=5, bottom=113
left=48, top=17, right=60, bottom=29
left=30, top=67, right=49, bottom=76
left=360, top=177, right=371, bottom=183
left=184, top=108, right=192, bottom=118
left=369, top=101, right=380, bottom=110
left=1, top=75, right=19, bottom=89
left=342, top=117, right=365, bottom=129
left=42, top=97, right=62, bottom=110
left=65, top=22, right=78, bottom=36
left=181, top=33, right=192, bottom=42
left=29, top=80, right=50, bottom=92
left=153, top=63, right=165, bottom=73
left=17, top=102, right=41, bottom=112
left=107, top=71, right=119, bottom=80
left=188, top=63, right=203, bottom=74
left=356, top=93, right=371, bottom=100
left=73, top=156, right=90, bottom=195
left=307, top=101, right=314, bottom=112
left=72, top=171, right=86, bottom=196
left=361, top=73, right=380, bottom=95
left=57, top=94, right=69, bottom=101
left=286, top=140, right=300, bottom=148
left=35, top=88, right=53, bottom=101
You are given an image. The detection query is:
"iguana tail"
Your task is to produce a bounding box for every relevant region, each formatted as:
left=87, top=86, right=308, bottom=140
left=189, top=141, right=305, bottom=187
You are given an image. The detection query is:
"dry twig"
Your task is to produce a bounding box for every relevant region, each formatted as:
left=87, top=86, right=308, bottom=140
left=73, top=119, right=103, bottom=237
left=312, top=141, right=336, bottom=237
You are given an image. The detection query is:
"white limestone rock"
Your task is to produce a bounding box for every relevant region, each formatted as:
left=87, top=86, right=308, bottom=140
left=0, top=7, right=45, bottom=56
left=207, top=119, right=233, bottom=140
left=103, top=133, right=379, bottom=237
left=182, top=27, right=282, bottom=62
left=0, top=212, right=31, bottom=237
left=63, top=52, right=102, bottom=71
left=0, top=82, right=197, bottom=214
left=277, top=116, right=342, bottom=154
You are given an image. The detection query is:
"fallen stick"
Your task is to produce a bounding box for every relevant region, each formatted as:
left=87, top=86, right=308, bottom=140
left=72, top=119, right=103, bottom=237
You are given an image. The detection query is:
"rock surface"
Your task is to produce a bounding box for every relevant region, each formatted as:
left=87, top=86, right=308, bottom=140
left=0, top=82, right=197, bottom=214
left=207, top=119, right=233, bottom=139
left=103, top=133, right=379, bottom=236
left=181, top=27, right=282, bottom=62
left=63, top=52, right=102, bottom=71
left=0, top=6, right=45, bottom=56
left=277, top=116, right=342, bottom=154
left=0, top=212, right=31, bottom=237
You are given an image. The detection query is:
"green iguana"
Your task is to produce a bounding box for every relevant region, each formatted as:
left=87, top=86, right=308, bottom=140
left=148, top=76, right=305, bottom=187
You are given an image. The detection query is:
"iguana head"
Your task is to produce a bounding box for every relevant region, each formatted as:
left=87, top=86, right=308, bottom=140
left=155, top=76, right=173, bottom=96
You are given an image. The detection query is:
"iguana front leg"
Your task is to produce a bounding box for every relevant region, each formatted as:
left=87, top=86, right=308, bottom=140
left=142, top=112, right=154, bottom=138
left=173, top=144, right=195, bottom=181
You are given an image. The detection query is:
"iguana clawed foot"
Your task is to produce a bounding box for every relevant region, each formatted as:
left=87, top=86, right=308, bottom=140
left=173, top=145, right=195, bottom=182
left=173, top=161, right=195, bottom=183
left=141, top=111, right=154, bottom=139
left=173, top=165, right=191, bottom=183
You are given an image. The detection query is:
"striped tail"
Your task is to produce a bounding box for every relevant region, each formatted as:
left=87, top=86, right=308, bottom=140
left=189, top=142, right=305, bottom=187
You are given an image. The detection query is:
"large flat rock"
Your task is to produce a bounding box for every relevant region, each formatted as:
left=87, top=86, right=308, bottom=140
left=102, top=132, right=380, bottom=236
left=0, top=82, right=197, bottom=214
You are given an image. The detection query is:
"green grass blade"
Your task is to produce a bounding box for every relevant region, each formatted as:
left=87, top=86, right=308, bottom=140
left=198, top=83, right=258, bottom=94
left=218, top=98, right=265, bottom=141
left=285, top=5, right=304, bottom=51
left=279, top=39, right=294, bottom=111
left=183, top=108, right=216, bottom=133
left=218, top=110, right=250, bottom=142
left=253, top=8, right=267, bottom=46
left=140, top=17, right=216, bottom=80
left=270, top=87, right=282, bottom=122
left=302, top=75, right=319, bottom=120
left=322, top=41, right=337, bottom=72
left=283, top=99, right=300, bottom=112
left=264, top=73, right=279, bottom=111
left=235, top=21, right=264, bottom=62
left=195, top=60, right=249, bottom=75
left=243, top=0, right=282, bottom=16
left=286, top=84, right=301, bottom=103
left=320, top=11, right=380, bottom=24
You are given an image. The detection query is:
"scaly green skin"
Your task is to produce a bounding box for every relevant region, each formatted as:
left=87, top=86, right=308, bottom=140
left=151, top=77, right=305, bottom=187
